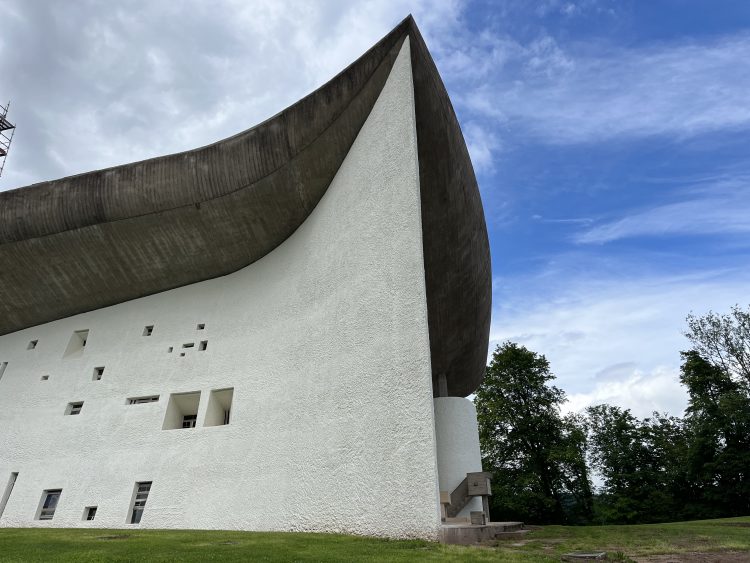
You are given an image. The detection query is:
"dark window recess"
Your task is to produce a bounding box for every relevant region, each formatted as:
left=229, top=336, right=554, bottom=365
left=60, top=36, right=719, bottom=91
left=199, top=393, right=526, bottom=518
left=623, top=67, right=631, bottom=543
left=84, top=506, right=97, bottom=521
left=182, top=414, right=197, bottom=429
left=130, top=482, right=152, bottom=524
left=167, top=347, right=173, bottom=353
left=143, top=325, right=154, bottom=337
left=39, top=489, right=62, bottom=520
left=197, top=324, right=205, bottom=330
left=182, top=343, right=194, bottom=348
left=93, top=366, right=105, bottom=381
left=27, top=340, right=38, bottom=350
left=199, top=341, right=207, bottom=351
left=127, top=396, right=159, bottom=405
left=41, top=375, right=49, bottom=381
left=66, top=402, right=83, bottom=415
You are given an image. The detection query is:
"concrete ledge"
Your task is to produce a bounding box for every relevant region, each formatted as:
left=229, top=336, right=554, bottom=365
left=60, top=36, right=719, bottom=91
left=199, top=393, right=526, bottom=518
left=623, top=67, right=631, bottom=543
left=440, top=522, right=525, bottom=545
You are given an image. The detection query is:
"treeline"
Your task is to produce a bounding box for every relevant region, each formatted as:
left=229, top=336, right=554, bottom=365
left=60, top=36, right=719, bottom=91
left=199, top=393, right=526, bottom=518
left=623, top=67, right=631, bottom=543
left=475, top=306, right=750, bottom=525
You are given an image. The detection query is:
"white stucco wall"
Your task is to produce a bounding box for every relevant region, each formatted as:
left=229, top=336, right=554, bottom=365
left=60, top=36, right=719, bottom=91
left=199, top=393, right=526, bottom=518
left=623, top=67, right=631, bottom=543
left=0, top=39, right=443, bottom=539
left=433, top=397, right=484, bottom=517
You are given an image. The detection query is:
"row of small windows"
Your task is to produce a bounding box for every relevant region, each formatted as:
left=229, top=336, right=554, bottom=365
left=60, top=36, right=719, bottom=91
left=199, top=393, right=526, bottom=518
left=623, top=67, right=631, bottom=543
left=35, top=481, right=151, bottom=523
left=63, top=388, right=233, bottom=429
left=17, top=322, right=207, bottom=355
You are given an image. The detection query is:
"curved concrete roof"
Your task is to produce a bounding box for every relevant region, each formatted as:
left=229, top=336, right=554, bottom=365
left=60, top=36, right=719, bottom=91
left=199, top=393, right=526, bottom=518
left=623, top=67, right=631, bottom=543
left=0, top=16, right=491, bottom=397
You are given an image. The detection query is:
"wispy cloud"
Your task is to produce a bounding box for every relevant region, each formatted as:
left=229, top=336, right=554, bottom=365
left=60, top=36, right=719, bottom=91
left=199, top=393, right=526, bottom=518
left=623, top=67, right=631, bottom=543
left=576, top=175, right=750, bottom=244
left=459, top=31, right=750, bottom=145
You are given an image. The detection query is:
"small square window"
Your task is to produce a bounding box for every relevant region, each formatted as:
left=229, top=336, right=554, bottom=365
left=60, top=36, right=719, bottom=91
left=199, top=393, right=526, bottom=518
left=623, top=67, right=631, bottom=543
left=197, top=324, right=205, bottom=330
left=167, top=347, right=173, bottom=353
left=27, top=340, right=38, bottom=350
left=66, top=402, right=83, bottom=416
left=198, top=340, right=207, bottom=351
left=143, top=325, right=154, bottom=337
left=93, top=366, right=105, bottom=381
left=182, top=414, right=197, bottom=428
left=41, top=375, right=49, bottom=381
left=84, top=506, right=97, bottom=521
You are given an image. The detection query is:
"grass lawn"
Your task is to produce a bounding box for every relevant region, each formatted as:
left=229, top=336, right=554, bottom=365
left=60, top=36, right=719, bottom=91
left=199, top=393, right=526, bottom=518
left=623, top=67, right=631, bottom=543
left=0, top=517, right=748, bottom=562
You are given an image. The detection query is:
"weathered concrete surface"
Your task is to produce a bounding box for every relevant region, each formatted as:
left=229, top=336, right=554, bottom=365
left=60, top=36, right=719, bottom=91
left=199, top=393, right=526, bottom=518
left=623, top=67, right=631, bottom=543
left=0, top=16, right=490, bottom=397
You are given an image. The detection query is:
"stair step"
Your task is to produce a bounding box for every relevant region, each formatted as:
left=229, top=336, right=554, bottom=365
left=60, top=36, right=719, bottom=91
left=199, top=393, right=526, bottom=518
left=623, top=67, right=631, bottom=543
left=440, top=521, right=526, bottom=545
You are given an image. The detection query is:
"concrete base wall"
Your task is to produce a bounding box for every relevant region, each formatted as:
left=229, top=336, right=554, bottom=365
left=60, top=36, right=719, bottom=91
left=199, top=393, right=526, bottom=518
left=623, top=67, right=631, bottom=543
left=433, top=397, right=484, bottom=517
left=0, top=39, right=442, bottom=540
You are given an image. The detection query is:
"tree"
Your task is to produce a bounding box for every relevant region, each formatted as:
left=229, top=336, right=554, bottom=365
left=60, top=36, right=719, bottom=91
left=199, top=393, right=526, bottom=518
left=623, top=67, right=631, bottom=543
left=475, top=342, right=592, bottom=524
left=586, top=405, right=688, bottom=524
left=679, top=350, right=750, bottom=517
left=685, top=305, right=750, bottom=390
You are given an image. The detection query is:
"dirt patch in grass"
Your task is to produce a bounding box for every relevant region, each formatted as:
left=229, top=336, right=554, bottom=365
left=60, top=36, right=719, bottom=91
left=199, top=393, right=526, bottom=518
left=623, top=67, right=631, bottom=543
left=635, top=551, right=750, bottom=563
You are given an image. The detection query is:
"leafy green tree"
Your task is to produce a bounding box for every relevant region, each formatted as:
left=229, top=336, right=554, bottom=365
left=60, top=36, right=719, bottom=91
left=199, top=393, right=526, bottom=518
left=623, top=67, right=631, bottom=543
left=685, top=305, right=750, bottom=390
left=586, top=405, right=688, bottom=524
left=679, top=350, right=750, bottom=517
left=476, top=342, right=592, bottom=524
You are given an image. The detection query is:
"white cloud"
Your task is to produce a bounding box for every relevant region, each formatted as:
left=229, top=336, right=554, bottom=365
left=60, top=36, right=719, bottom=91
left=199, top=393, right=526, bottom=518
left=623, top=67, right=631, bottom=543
left=491, top=268, right=750, bottom=417
left=0, top=0, right=466, bottom=190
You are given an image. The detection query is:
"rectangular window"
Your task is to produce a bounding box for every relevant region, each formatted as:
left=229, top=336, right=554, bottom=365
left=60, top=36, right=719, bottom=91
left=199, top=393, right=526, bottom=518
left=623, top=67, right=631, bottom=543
left=182, top=343, right=194, bottom=349
left=127, top=396, right=159, bottom=405
left=129, top=481, right=152, bottom=524
left=93, top=366, right=105, bottom=381
left=41, top=375, right=49, bottom=381
left=27, top=340, right=38, bottom=350
left=84, top=506, right=97, bottom=521
left=143, top=325, right=154, bottom=336
left=162, top=391, right=200, bottom=430
left=0, top=362, right=6, bottom=382
left=205, top=388, right=234, bottom=427
left=0, top=472, right=18, bottom=519
left=66, top=402, right=84, bottom=416
left=37, top=489, right=62, bottom=520
left=197, top=323, right=205, bottom=330
left=198, top=340, right=208, bottom=351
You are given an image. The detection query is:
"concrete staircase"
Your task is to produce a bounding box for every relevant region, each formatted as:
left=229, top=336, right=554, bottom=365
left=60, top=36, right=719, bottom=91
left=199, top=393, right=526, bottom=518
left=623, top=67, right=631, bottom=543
left=439, top=471, right=526, bottom=545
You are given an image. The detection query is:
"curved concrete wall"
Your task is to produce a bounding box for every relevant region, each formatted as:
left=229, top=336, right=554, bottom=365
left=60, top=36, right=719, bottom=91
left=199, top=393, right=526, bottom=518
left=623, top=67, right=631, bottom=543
left=0, top=40, right=442, bottom=539
left=433, top=397, right=484, bottom=518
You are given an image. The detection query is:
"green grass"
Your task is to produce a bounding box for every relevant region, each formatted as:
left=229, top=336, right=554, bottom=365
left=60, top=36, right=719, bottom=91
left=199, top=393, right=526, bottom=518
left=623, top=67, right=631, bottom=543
left=0, top=516, right=748, bottom=562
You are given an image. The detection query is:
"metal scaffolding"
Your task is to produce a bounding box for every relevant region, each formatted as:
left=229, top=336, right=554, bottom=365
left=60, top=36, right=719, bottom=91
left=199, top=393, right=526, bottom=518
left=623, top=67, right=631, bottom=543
left=0, top=101, right=16, bottom=180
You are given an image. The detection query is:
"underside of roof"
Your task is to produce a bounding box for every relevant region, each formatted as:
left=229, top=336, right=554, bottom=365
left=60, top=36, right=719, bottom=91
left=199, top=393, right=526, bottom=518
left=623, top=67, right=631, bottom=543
left=0, top=16, right=491, bottom=397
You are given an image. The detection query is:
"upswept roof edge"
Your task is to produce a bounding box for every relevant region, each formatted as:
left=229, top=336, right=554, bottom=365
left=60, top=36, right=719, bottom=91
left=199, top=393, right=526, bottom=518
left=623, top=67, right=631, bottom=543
left=0, top=16, right=491, bottom=397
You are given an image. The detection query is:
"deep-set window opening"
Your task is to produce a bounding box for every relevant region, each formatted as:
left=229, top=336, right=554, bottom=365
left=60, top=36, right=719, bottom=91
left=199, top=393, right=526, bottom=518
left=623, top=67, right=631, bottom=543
left=37, top=489, right=62, bottom=520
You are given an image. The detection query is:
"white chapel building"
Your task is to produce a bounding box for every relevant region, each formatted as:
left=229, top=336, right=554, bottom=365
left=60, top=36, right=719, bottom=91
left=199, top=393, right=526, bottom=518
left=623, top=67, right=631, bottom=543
left=0, top=17, right=492, bottom=541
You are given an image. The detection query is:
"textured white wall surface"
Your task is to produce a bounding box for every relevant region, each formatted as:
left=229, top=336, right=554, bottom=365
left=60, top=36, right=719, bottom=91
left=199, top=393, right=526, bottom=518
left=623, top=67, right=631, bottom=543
left=433, top=398, right=484, bottom=517
left=0, top=39, right=444, bottom=539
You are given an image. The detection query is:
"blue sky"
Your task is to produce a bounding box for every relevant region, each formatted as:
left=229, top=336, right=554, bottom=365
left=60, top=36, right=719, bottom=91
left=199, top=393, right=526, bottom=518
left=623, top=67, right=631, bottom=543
left=2, top=0, right=749, bottom=416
